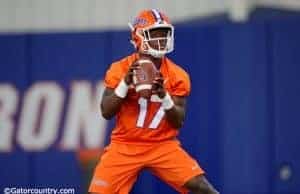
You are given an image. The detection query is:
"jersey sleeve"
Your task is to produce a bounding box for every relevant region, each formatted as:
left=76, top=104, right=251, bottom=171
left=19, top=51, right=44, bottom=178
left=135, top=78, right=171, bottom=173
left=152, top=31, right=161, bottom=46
left=170, top=67, right=191, bottom=97
left=104, top=62, right=124, bottom=89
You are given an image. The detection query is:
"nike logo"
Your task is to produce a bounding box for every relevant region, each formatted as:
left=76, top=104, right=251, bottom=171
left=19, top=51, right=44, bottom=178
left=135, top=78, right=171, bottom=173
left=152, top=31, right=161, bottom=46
left=93, top=178, right=108, bottom=187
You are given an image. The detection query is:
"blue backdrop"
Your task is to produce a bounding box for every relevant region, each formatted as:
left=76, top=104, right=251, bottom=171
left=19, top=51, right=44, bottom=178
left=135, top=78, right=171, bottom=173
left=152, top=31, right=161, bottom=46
left=0, top=8, right=299, bottom=194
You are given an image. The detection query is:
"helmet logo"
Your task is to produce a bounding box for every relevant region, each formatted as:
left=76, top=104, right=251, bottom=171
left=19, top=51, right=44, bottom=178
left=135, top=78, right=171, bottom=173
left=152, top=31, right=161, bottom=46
left=133, top=18, right=147, bottom=26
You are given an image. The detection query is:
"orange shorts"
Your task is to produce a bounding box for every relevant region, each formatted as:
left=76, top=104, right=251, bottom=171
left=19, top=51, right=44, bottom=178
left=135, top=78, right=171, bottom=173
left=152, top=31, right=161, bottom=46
left=89, top=140, right=204, bottom=194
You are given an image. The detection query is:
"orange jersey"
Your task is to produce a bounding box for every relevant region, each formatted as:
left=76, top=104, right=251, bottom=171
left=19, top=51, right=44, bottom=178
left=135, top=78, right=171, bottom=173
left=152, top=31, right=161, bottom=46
left=104, top=53, right=191, bottom=144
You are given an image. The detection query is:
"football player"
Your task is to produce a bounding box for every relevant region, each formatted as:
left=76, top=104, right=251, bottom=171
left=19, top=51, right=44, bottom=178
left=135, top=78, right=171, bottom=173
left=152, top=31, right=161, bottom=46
left=89, top=9, right=219, bottom=194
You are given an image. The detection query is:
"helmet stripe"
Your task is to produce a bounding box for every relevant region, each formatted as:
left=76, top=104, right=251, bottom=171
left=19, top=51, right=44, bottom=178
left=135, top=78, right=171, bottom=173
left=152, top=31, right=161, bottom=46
left=158, top=12, right=164, bottom=21
left=151, top=9, right=162, bottom=22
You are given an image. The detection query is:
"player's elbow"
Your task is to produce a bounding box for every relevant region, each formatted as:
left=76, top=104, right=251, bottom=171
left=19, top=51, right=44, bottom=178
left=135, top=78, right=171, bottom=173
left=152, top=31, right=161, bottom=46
left=172, top=120, right=184, bottom=129
left=101, top=109, right=114, bottom=120
left=100, top=104, right=114, bottom=120
left=177, top=122, right=184, bottom=129
left=166, top=114, right=185, bottom=129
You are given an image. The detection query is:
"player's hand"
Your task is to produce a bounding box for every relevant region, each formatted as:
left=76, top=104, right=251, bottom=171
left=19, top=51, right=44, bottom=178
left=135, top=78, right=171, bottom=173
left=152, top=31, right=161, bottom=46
left=152, top=73, right=166, bottom=98
left=124, top=60, right=141, bottom=85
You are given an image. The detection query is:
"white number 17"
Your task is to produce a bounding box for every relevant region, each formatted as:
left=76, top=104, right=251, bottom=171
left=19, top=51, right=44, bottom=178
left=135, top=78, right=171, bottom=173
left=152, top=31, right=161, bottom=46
left=136, top=97, right=165, bottom=129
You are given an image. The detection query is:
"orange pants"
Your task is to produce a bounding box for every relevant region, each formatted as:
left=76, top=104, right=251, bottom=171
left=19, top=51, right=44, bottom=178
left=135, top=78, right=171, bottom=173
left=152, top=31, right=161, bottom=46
left=89, top=140, right=204, bottom=194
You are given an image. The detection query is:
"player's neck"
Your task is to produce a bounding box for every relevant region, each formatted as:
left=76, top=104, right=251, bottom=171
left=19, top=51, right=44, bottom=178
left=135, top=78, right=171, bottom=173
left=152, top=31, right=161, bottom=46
left=138, top=53, right=162, bottom=69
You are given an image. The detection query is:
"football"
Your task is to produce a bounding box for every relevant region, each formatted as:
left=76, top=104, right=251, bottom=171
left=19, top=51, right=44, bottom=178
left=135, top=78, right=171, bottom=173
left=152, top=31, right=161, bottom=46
left=133, top=58, right=158, bottom=99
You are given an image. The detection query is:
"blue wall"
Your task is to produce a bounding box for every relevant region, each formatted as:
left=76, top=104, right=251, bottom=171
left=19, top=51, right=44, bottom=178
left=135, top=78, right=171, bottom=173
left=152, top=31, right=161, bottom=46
left=0, top=8, right=299, bottom=194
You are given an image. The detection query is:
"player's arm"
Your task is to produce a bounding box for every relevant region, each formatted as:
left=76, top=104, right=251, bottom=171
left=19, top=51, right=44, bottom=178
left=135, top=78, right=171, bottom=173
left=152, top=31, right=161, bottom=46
left=152, top=75, right=187, bottom=129
left=165, top=95, right=186, bottom=129
left=101, top=61, right=140, bottom=120
left=100, top=88, right=124, bottom=120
